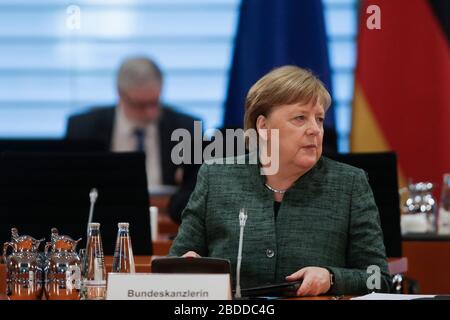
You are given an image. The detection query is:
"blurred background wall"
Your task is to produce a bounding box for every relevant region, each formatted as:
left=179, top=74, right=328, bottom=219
left=0, top=0, right=357, bottom=152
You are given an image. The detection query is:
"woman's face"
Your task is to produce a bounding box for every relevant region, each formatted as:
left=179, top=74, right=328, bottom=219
left=258, top=100, right=325, bottom=173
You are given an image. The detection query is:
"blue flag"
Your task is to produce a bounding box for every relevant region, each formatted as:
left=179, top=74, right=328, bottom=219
left=223, top=0, right=334, bottom=129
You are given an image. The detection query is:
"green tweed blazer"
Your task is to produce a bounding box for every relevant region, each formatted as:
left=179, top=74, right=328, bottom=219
left=169, top=155, right=391, bottom=295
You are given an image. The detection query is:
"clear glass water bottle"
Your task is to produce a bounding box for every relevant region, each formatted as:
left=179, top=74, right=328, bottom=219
left=112, top=223, right=135, bottom=273
left=81, top=222, right=107, bottom=300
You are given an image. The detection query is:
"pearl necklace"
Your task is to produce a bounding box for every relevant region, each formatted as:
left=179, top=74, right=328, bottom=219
left=264, top=183, right=287, bottom=194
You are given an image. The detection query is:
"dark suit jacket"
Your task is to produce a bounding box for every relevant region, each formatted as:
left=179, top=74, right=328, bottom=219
left=66, top=105, right=198, bottom=186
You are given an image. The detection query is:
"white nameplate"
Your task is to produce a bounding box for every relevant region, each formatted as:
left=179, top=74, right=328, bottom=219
left=106, top=273, right=232, bottom=300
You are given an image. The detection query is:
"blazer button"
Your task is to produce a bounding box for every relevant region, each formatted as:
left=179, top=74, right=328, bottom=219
left=266, top=249, right=275, bottom=258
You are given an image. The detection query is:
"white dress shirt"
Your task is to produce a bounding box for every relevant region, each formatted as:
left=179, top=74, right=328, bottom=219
left=111, top=106, right=163, bottom=187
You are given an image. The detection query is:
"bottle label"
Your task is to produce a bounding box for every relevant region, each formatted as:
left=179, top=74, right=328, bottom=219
left=83, top=279, right=106, bottom=286
left=94, top=257, right=104, bottom=281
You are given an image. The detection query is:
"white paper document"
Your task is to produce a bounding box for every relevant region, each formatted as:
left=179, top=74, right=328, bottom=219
left=351, top=292, right=436, bottom=300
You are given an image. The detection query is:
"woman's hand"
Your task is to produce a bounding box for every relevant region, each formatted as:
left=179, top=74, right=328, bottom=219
left=182, top=251, right=201, bottom=258
left=285, top=267, right=331, bottom=296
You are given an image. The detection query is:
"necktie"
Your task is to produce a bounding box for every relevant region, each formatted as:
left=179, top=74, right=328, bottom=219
left=133, top=128, right=146, bottom=152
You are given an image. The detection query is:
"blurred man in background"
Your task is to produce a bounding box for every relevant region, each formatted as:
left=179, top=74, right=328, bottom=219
left=66, top=57, right=198, bottom=188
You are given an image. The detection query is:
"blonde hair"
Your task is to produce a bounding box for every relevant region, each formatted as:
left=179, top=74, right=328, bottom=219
left=244, top=65, right=332, bottom=131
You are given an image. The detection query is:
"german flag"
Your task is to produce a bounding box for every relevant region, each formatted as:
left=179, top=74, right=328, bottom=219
left=352, top=0, right=450, bottom=192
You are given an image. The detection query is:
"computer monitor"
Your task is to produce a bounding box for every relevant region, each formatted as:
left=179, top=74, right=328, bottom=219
left=151, top=257, right=231, bottom=274
left=0, top=138, right=107, bottom=153
left=0, top=151, right=152, bottom=255
left=326, top=152, right=402, bottom=257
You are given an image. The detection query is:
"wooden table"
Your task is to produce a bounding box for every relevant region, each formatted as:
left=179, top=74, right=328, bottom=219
left=153, top=196, right=450, bottom=295
left=0, top=293, right=351, bottom=300
left=3, top=194, right=447, bottom=296
left=1, top=257, right=353, bottom=301
left=402, top=236, right=450, bottom=294
left=0, top=256, right=406, bottom=300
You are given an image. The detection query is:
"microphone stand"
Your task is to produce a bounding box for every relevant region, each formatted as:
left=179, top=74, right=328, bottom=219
left=87, top=188, right=98, bottom=237
left=81, top=188, right=99, bottom=280
left=235, top=208, right=248, bottom=299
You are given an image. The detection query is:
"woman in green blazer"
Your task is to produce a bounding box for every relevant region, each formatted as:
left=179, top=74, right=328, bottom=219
left=169, top=66, right=391, bottom=296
